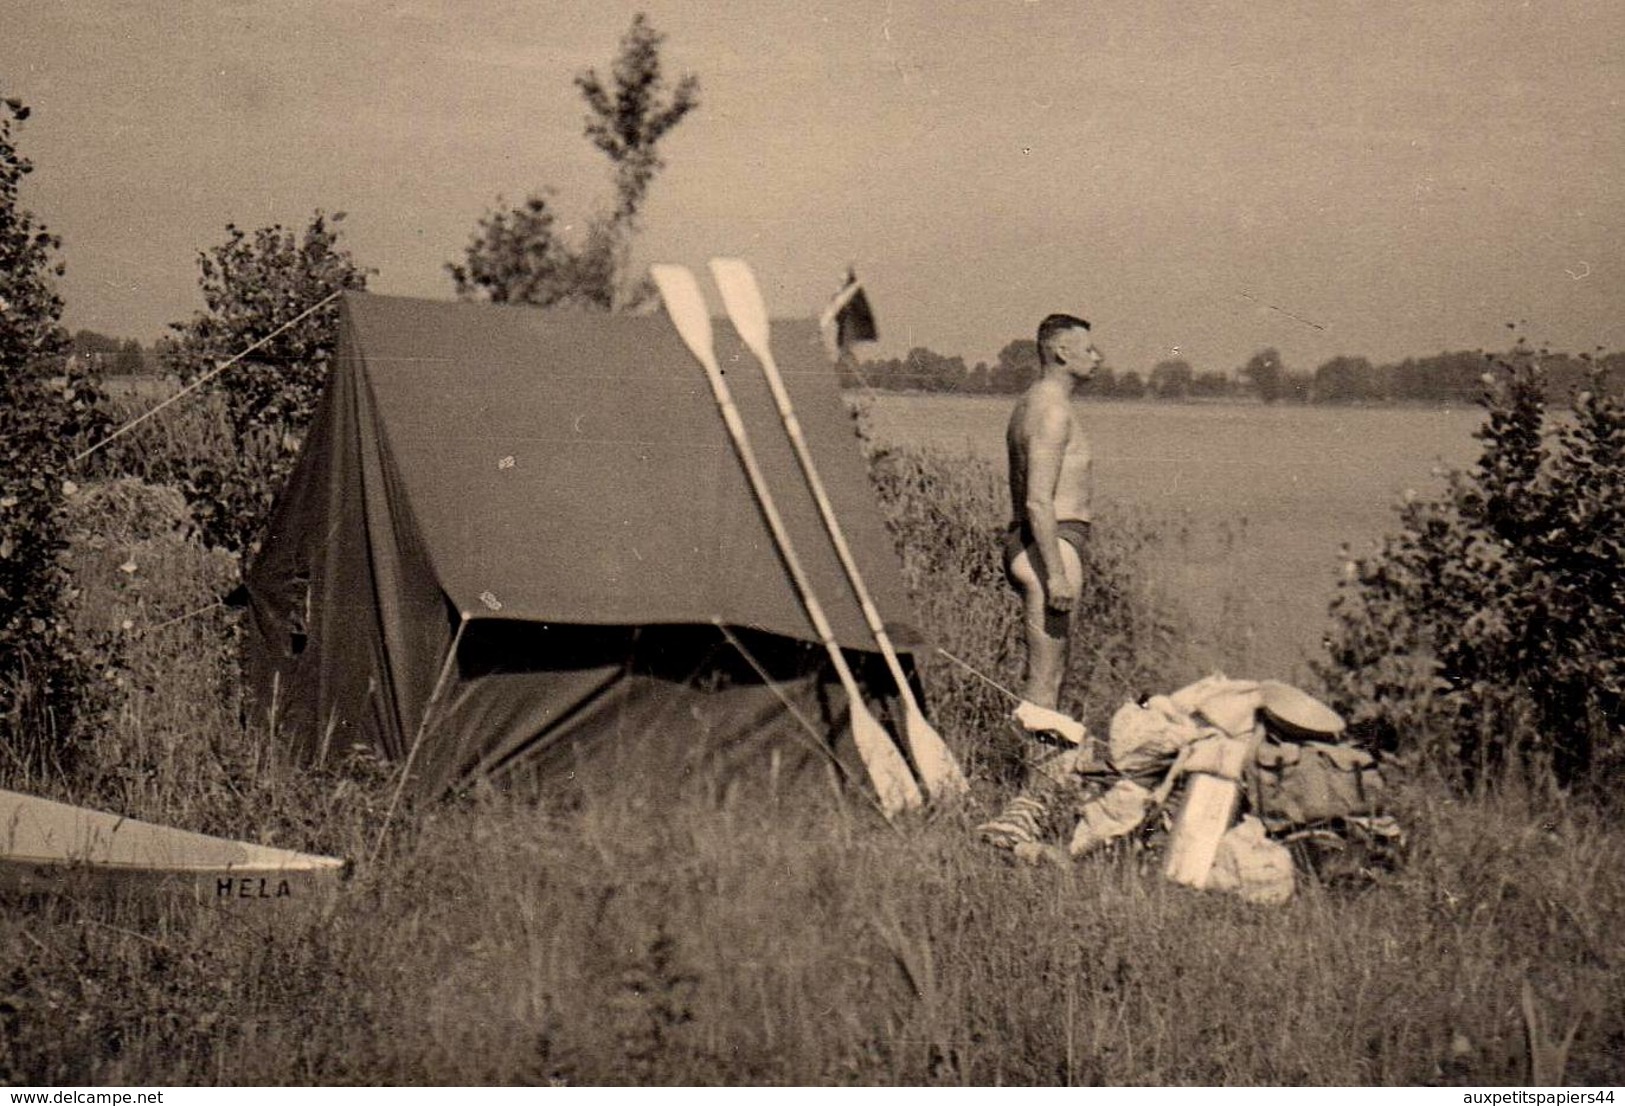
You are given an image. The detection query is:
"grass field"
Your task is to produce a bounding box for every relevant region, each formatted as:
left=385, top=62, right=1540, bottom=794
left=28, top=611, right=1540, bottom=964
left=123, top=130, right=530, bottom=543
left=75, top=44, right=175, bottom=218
left=0, top=392, right=1619, bottom=1086
left=864, top=395, right=1487, bottom=682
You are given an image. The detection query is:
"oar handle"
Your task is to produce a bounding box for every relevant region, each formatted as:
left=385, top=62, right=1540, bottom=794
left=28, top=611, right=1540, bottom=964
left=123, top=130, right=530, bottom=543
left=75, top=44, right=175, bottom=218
left=775, top=397, right=918, bottom=701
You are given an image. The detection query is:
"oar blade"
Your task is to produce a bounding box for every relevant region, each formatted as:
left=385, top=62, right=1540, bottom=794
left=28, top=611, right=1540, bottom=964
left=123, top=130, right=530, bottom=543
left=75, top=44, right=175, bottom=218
left=650, top=264, right=716, bottom=367
left=708, top=257, right=773, bottom=361
left=850, top=699, right=924, bottom=817
left=903, top=705, right=970, bottom=800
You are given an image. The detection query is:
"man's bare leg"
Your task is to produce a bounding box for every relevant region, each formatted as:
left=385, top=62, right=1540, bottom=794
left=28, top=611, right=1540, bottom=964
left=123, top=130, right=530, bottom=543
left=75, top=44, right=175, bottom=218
left=980, top=544, right=1088, bottom=855
left=1009, top=543, right=1083, bottom=709
left=978, top=598, right=1086, bottom=854
left=1003, top=540, right=1090, bottom=794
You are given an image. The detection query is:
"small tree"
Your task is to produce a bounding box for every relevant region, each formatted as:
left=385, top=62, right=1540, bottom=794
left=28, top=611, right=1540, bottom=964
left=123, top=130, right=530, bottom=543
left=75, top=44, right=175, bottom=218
left=1149, top=358, right=1193, bottom=399
left=163, top=211, right=369, bottom=554
left=987, top=338, right=1039, bottom=394
left=449, top=13, right=699, bottom=311
left=70, top=329, right=120, bottom=364
left=1242, top=348, right=1285, bottom=404
left=576, top=13, right=701, bottom=231
left=112, top=338, right=145, bottom=376
left=1313, top=355, right=1376, bottom=403
left=0, top=94, right=108, bottom=762
left=446, top=193, right=606, bottom=309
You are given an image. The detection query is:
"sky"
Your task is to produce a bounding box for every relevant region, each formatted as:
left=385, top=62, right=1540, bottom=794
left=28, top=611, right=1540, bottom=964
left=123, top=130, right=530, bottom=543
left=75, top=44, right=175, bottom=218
left=4, top=0, right=1622, bottom=376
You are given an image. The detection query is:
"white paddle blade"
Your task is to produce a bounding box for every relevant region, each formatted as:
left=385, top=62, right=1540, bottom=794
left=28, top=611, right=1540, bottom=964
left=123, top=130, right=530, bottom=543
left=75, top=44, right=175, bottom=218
left=650, top=264, right=716, bottom=366
left=851, top=699, right=923, bottom=816
left=903, top=706, right=970, bottom=800
left=708, top=257, right=772, bottom=360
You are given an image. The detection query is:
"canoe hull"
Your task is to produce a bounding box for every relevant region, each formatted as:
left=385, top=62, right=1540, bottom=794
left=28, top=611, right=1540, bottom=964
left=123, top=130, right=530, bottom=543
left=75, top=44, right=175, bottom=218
left=0, top=789, right=348, bottom=900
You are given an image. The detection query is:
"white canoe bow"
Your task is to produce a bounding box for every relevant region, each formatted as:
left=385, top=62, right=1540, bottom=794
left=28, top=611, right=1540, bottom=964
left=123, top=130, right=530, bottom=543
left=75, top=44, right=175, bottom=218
left=0, top=788, right=349, bottom=899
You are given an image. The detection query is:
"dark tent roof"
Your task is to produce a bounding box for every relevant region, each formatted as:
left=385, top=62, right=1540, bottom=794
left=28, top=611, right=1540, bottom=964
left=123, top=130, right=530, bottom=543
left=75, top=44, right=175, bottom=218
left=341, top=291, right=912, bottom=641
left=243, top=291, right=924, bottom=798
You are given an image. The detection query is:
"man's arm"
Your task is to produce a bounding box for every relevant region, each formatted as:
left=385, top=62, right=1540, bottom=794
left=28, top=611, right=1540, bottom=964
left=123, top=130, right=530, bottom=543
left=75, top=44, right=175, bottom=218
left=1022, top=403, right=1078, bottom=612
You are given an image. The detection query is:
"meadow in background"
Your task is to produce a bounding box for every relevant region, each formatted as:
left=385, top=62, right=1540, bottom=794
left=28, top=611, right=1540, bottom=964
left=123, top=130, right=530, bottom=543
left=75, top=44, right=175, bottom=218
left=0, top=386, right=1617, bottom=1086
left=864, top=393, right=1486, bottom=683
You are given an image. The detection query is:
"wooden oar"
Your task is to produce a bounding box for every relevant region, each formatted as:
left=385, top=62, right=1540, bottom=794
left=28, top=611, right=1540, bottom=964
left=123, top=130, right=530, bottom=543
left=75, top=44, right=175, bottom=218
left=707, top=257, right=970, bottom=803
left=650, top=264, right=923, bottom=818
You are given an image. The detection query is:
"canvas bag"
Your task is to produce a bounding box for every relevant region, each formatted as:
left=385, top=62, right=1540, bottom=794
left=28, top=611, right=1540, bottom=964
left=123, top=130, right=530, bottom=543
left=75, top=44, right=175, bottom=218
left=1252, top=740, right=1384, bottom=824
left=1204, top=816, right=1295, bottom=905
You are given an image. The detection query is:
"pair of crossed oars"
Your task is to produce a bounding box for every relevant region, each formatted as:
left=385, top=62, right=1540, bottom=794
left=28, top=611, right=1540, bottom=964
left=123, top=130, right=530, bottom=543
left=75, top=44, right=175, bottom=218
left=650, top=260, right=969, bottom=818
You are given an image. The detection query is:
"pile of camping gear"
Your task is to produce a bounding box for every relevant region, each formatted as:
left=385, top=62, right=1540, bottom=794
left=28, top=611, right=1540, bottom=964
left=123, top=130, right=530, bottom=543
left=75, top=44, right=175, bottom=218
left=979, top=676, right=1403, bottom=903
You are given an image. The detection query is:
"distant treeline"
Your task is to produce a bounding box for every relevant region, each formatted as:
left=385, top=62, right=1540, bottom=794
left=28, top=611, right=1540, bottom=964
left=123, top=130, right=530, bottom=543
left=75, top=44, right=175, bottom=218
left=842, top=339, right=1625, bottom=405
left=68, top=324, right=1625, bottom=408
left=66, top=329, right=161, bottom=376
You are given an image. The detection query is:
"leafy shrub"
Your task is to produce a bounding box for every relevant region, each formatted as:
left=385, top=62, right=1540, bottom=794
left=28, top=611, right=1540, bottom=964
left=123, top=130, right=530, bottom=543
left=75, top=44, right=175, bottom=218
left=0, top=93, right=113, bottom=771
left=159, top=212, right=368, bottom=555
left=449, top=14, right=698, bottom=313
left=1320, top=346, right=1624, bottom=790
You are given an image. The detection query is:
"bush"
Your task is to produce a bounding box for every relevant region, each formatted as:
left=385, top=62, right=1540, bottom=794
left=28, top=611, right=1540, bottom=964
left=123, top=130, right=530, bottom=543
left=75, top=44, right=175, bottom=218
left=1319, top=347, right=1624, bottom=791
left=0, top=93, right=113, bottom=773
left=160, top=212, right=368, bottom=555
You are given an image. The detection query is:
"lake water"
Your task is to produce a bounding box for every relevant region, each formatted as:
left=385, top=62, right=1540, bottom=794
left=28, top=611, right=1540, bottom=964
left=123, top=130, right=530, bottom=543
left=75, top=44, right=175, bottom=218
left=864, top=395, right=1488, bottom=682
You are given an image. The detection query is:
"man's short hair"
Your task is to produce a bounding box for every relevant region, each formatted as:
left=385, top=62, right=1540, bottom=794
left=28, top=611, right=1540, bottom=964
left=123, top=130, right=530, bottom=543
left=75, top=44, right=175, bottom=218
left=1037, top=313, right=1091, bottom=362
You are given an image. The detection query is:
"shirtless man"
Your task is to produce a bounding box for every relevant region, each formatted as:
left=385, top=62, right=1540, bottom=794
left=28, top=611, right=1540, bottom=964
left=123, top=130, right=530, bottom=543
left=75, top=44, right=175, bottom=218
left=1004, top=313, right=1101, bottom=711
left=977, top=313, right=1102, bottom=855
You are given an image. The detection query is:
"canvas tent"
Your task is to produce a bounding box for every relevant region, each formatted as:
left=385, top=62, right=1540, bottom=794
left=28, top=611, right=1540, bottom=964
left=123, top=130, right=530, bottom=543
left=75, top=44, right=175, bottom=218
left=242, top=291, right=927, bottom=803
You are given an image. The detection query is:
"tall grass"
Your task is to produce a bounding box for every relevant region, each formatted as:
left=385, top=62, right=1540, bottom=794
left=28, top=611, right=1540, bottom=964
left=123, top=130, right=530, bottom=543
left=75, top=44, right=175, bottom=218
left=75, top=388, right=238, bottom=488
left=3, top=764, right=1619, bottom=1084
left=866, top=439, right=1181, bottom=781
left=0, top=394, right=1619, bottom=1085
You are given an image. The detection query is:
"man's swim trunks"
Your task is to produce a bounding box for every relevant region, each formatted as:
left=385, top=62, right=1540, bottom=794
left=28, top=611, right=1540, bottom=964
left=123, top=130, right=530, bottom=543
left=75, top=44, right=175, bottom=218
left=1001, top=518, right=1091, bottom=579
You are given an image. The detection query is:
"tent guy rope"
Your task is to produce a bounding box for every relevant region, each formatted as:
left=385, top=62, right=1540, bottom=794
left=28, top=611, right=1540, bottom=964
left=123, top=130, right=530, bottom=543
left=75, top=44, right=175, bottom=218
left=711, top=618, right=908, bottom=831
left=70, top=290, right=344, bottom=466
left=934, top=647, right=1091, bottom=747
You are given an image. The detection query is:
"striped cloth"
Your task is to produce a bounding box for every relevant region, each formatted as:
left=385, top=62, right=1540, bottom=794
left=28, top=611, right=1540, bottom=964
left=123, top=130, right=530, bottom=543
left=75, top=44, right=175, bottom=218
left=977, top=795, right=1050, bottom=849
